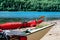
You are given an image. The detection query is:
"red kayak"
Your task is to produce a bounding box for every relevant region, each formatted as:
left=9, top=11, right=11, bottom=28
left=0, top=20, right=43, bottom=30
left=0, top=22, right=22, bottom=30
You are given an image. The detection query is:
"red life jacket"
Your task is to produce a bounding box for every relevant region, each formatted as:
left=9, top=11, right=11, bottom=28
left=27, top=20, right=37, bottom=27
left=37, top=20, right=43, bottom=24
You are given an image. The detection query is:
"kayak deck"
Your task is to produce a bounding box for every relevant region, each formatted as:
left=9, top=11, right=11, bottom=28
left=4, top=22, right=55, bottom=36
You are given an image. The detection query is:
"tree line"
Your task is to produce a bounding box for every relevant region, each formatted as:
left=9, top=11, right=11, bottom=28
left=0, top=0, right=60, bottom=11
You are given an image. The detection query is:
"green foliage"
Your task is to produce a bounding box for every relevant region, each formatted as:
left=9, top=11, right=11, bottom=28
left=0, top=0, right=60, bottom=11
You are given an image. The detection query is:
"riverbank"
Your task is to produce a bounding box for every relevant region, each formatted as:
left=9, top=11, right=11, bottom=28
left=41, top=20, right=60, bottom=40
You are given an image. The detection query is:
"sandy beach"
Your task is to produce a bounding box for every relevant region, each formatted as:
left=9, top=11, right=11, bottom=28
left=40, top=20, right=60, bottom=40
